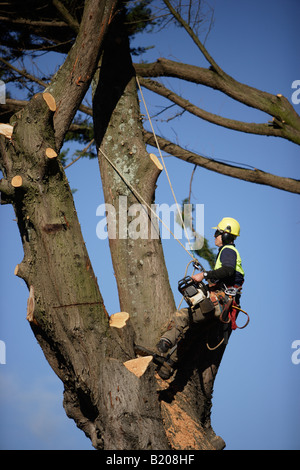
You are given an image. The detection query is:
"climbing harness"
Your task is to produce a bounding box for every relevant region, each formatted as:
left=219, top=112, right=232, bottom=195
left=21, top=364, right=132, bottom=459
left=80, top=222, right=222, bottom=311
left=220, top=285, right=249, bottom=330
left=206, top=283, right=249, bottom=350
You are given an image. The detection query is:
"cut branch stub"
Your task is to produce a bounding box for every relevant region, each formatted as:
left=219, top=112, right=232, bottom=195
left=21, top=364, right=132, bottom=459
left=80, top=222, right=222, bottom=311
left=149, top=153, right=163, bottom=171
left=123, top=355, right=153, bottom=378
left=14, top=261, right=28, bottom=281
left=0, top=123, right=13, bottom=140
left=11, top=175, right=23, bottom=188
left=109, top=312, right=136, bottom=360
left=45, top=148, right=58, bottom=159
left=109, top=311, right=130, bottom=328
left=42, top=92, right=56, bottom=112
left=26, top=285, right=39, bottom=326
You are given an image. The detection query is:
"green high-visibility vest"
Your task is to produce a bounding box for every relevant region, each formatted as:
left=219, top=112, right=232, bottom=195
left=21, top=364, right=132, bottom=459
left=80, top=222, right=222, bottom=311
left=214, top=245, right=245, bottom=277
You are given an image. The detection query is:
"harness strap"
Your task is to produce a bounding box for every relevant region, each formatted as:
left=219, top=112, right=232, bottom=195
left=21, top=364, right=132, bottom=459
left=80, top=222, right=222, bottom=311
left=230, top=301, right=250, bottom=330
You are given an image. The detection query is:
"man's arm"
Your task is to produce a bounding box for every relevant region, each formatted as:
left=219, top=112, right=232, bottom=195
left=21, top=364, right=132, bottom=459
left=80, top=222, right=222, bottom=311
left=192, top=247, right=237, bottom=283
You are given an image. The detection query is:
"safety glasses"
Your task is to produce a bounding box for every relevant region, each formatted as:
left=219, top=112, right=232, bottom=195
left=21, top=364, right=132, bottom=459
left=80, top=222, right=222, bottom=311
left=214, top=229, right=223, bottom=238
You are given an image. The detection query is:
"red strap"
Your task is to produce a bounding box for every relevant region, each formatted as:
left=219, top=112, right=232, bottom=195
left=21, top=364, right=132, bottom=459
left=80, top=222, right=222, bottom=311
left=229, top=302, right=238, bottom=330
left=229, top=300, right=250, bottom=330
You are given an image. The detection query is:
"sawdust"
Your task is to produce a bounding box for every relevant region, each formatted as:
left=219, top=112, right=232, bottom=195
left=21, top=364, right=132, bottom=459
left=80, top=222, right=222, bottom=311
left=160, top=400, right=214, bottom=450
left=155, top=373, right=214, bottom=450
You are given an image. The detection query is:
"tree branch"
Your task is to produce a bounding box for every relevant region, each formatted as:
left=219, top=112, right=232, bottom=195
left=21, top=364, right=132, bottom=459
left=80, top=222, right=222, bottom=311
left=6, top=93, right=297, bottom=194
left=163, top=0, right=224, bottom=76
left=0, top=57, right=47, bottom=88
left=143, top=130, right=300, bottom=194
left=134, top=59, right=300, bottom=145
left=0, top=177, right=14, bottom=198
left=52, top=0, right=80, bottom=33
left=0, top=15, right=67, bottom=28
left=139, top=77, right=283, bottom=138
left=0, top=97, right=92, bottom=124
left=46, top=0, right=117, bottom=151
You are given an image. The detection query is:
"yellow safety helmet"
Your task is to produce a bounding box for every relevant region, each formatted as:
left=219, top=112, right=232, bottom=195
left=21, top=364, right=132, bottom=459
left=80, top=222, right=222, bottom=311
left=212, top=217, right=240, bottom=237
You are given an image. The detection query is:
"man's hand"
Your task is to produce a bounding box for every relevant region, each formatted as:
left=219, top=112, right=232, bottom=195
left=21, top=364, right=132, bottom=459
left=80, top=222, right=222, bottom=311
left=192, top=272, right=205, bottom=283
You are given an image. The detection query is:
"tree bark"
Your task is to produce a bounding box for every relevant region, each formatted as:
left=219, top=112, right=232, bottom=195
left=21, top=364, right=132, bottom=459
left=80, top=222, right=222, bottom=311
left=134, top=59, right=300, bottom=146
left=0, top=92, right=111, bottom=446
left=92, top=14, right=226, bottom=450
left=47, top=0, right=118, bottom=151
left=92, top=17, right=176, bottom=349
left=143, top=131, right=300, bottom=195
left=0, top=2, right=171, bottom=450
left=0, top=2, right=247, bottom=451
left=1, top=0, right=166, bottom=449
left=0, top=67, right=170, bottom=453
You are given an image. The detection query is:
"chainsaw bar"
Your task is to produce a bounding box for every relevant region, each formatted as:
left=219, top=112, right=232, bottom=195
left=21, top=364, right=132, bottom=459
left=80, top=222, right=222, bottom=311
left=134, top=344, right=165, bottom=366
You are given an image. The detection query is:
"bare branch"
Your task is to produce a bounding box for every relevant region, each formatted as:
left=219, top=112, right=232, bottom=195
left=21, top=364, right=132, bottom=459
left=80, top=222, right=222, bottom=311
left=163, top=0, right=224, bottom=75
left=139, top=77, right=284, bottom=138
left=0, top=15, right=67, bottom=28
left=143, top=130, right=300, bottom=194
left=0, top=57, right=47, bottom=88
left=135, top=59, right=300, bottom=145
left=52, top=0, right=80, bottom=33
left=64, top=138, right=95, bottom=170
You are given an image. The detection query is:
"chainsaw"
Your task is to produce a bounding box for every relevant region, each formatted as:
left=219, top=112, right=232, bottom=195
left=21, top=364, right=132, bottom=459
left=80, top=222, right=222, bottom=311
left=134, top=343, right=177, bottom=380
left=178, top=276, right=209, bottom=307
left=177, top=260, right=210, bottom=308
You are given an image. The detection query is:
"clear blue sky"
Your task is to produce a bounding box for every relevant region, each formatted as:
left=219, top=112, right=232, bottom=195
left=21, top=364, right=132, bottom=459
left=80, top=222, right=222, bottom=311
left=0, top=0, right=299, bottom=450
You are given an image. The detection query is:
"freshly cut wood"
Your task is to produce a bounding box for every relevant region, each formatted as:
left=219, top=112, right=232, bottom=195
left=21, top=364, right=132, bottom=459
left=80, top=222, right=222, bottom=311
left=26, top=285, right=35, bottom=323
left=149, top=153, right=163, bottom=170
left=123, top=355, right=153, bottom=378
left=45, top=148, right=58, bottom=159
left=0, top=123, right=13, bottom=139
left=42, top=92, right=56, bottom=111
left=160, top=400, right=215, bottom=450
left=109, top=311, right=129, bottom=328
left=11, top=175, right=23, bottom=187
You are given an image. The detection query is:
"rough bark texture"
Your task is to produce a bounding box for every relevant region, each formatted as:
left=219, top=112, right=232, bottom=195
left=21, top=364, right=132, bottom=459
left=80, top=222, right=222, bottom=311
left=92, top=16, right=226, bottom=450
left=0, top=3, right=173, bottom=450
left=46, top=0, right=118, bottom=151
left=93, top=18, right=176, bottom=349
left=134, top=59, right=300, bottom=145
left=143, top=131, right=300, bottom=195
left=0, top=92, right=109, bottom=445
left=0, top=89, right=171, bottom=450
left=0, top=1, right=267, bottom=451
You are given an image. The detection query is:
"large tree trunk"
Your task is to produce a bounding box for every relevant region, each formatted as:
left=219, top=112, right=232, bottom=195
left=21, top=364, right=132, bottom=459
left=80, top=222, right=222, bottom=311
left=92, top=16, right=226, bottom=450
left=92, top=14, right=176, bottom=349
left=0, top=3, right=227, bottom=451
left=0, top=82, right=169, bottom=452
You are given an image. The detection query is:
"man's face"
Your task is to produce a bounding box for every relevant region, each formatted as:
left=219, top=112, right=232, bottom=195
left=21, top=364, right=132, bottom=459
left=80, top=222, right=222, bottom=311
left=215, top=234, right=223, bottom=247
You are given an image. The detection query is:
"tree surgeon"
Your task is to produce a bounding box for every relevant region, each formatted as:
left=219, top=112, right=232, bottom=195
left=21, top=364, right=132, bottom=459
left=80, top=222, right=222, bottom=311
left=157, top=217, right=245, bottom=379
